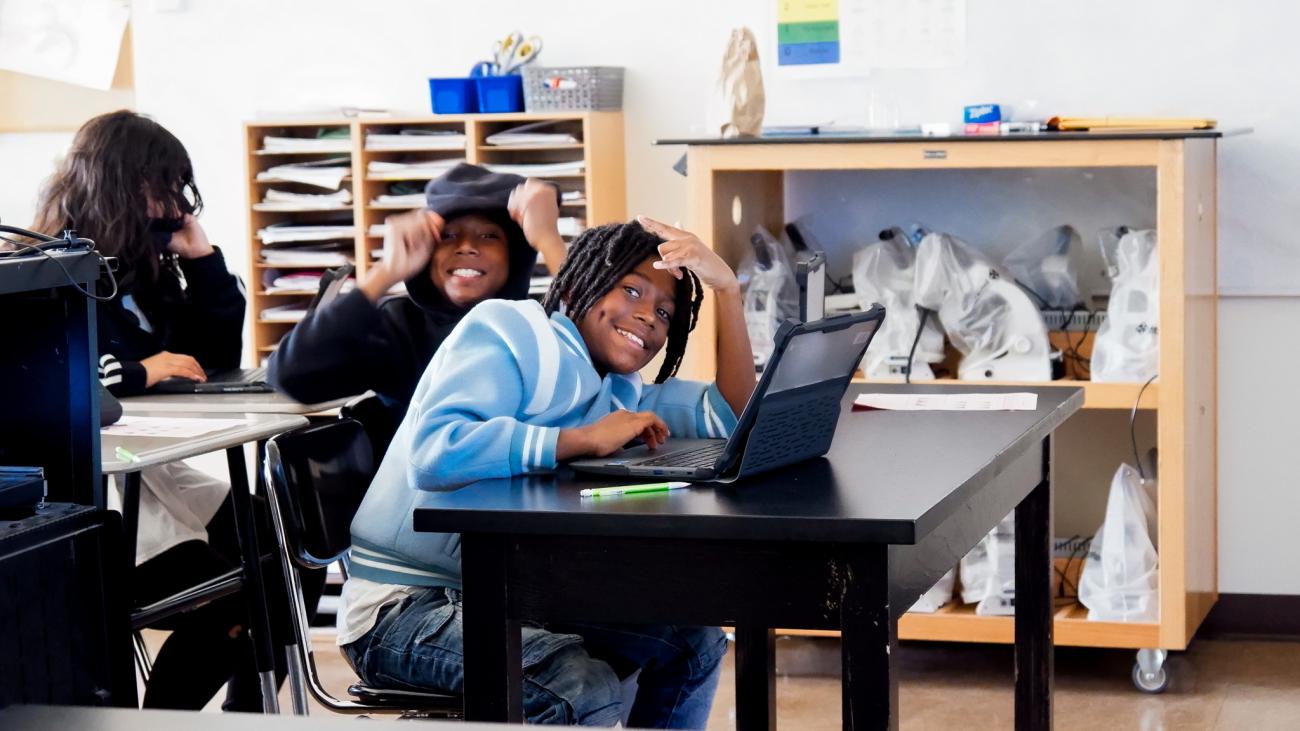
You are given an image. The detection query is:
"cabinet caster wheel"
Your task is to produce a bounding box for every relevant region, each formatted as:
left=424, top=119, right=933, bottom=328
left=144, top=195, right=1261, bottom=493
left=1132, top=649, right=1169, bottom=693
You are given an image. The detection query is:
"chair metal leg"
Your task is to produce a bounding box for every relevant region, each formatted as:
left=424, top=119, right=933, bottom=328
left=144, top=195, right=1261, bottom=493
left=287, top=644, right=310, bottom=715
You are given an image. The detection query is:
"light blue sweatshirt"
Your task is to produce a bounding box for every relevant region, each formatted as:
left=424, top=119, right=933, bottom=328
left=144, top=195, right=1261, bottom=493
left=347, top=298, right=739, bottom=588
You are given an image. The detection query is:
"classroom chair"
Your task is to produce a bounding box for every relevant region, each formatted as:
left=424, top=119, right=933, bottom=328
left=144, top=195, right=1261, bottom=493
left=262, top=419, right=463, bottom=719
left=339, top=393, right=400, bottom=465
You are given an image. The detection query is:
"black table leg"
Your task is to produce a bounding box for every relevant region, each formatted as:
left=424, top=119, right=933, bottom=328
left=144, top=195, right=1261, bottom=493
left=119, top=472, right=141, bottom=574
left=840, top=545, right=896, bottom=731
left=225, top=445, right=279, bottom=713
left=462, top=533, right=522, bottom=723
left=1014, top=437, right=1054, bottom=731
left=735, top=626, right=775, bottom=731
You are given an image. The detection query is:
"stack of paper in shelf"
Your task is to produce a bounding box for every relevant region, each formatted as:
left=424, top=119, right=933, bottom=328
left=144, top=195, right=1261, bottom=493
left=367, top=158, right=466, bottom=180
left=485, top=121, right=580, bottom=146
left=370, top=193, right=427, bottom=208
left=255, top=189, right=352, bottom=211
left=557, top=217, right=586, bottom=237
left=256, top=157, right=351, bottom=190
left=262, top=269, right=355, bottom=294
left=561, top=190, right=587, bottom=206
left=258, top=222, right=357, bottom=244
left=368, top=223, right=389, bottom=238
left=483, top=160, right=585, bottom=177
left=529, top=275, right=554, bottom=297
left=366, top=130, right=466, bottom=151
left=261, top=248, right=351, bottom=267
left=260, top=240, right=352, bottom=266
left=260, top=303, right=311, bottom=322
left=261, top=135, right=352, bottom=154
left=529, top=262, right=554, bottom=297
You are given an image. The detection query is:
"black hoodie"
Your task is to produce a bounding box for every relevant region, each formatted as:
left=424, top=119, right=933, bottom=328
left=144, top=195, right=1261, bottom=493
left=268, top=164, right=540, bottom=412
left=98, top=247, right=245, bottom=396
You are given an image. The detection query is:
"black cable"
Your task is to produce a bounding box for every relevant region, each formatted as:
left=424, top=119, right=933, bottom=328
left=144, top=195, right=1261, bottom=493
left=905, top=307, right=932, bottom=384
left=0, top=225, right=118, bottom=302
left=1013, top=278, right=1053, bottom=309
left=1130, top=374, right=1158, bottom=480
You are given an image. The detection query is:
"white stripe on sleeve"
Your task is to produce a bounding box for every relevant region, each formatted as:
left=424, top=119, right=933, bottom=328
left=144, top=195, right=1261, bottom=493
left=523, top=310, right=559, bottom=416
left=521, top=425, right=536, bottom=471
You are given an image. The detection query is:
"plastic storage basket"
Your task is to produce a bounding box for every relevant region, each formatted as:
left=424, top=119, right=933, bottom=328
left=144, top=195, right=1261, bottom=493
left=523, top=66, right=625, bottom=111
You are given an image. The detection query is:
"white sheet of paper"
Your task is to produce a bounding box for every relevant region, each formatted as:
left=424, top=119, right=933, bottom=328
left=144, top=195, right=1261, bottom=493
left=0, top=0, right=130, bottom=90
left=855, top=392, right=1038, bottom=411
left=102, top=416, right=249, bottom=439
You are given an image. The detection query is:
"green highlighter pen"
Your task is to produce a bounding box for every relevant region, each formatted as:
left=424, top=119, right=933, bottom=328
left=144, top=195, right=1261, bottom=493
left=580, top=481, right=691, bottom=498
left=115, top=446, right=140, bottom=464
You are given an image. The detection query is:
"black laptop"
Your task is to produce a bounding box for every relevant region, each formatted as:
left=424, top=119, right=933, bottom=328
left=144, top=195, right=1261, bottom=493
left=150, top=366, right=274, bottom=394
left=569, top=306, right=885, bottom=482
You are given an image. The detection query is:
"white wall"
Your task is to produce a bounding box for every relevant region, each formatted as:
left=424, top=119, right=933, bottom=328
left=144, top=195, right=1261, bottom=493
left=2, top=0, right=1296, bottom=593
left=1218, top=298, right=1300, bottom=594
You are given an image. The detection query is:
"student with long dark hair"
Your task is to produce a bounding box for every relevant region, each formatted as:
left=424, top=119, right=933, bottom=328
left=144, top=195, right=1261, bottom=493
left=32, top=110, right=276, bottom=711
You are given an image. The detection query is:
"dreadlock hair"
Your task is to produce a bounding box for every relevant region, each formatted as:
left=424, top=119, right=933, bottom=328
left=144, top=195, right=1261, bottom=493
left=543, top=220, right=703, bottom=383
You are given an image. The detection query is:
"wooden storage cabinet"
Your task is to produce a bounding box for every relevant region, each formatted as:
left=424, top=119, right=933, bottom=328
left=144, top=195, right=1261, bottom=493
left=670, top=133, right=1220, bottom=655
left=245, top=112, right=626, bottom=360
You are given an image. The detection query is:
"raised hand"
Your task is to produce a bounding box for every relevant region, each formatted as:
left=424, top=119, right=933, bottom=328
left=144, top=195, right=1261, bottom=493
left=637, top=215, right=740, bottom=295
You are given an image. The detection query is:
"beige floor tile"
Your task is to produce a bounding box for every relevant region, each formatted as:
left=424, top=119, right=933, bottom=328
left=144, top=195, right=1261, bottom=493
left=142, top=629, right=1300, bottom=729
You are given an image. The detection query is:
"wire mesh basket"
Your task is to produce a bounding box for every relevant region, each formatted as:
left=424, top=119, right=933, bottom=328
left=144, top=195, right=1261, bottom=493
left=522, top=66, right=624, bottom=112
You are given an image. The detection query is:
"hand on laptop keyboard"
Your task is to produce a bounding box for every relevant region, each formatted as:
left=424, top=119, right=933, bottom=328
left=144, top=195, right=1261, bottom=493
left=559, top=410, right=671, bottom=459
left=142, top=351, right=206, bottom=387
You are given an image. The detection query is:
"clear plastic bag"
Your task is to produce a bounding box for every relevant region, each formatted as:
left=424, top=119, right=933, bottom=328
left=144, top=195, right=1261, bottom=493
left=957, top=511, right=1018, bottom=616
left=850, top=227, right=944, bottom=379
left=913, top=232, right=1051, bottom=381
left=1078, top=463, right=1160, bottom=622
left=737, top=226, right=799, bottom=367
left=909, top=568, right=957, bottom=613
left=1091, top=228, right=1159, bottom=383
left=1002, top=225, right=1084, bottom=310
left=961, top=509, right=1019, bottom=611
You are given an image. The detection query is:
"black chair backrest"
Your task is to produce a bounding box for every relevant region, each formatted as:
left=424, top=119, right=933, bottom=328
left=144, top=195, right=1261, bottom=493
left=340, top=394, right=402, bottom=466
left=265, top=419, right=374, bottom=569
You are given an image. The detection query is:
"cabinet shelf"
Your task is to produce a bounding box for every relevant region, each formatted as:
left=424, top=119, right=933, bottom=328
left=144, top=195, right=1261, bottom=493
left=680, top=133, right=1219, bottom=655
left=245, top=112, right=625, bottom=358
left=850, top=377, right=1157, bottom=411
left=759, top=601, right=1159, bottom=650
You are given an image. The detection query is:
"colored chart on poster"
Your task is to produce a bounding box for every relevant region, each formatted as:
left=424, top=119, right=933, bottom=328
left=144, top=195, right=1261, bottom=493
left=777, top=0, right=841, bottom=66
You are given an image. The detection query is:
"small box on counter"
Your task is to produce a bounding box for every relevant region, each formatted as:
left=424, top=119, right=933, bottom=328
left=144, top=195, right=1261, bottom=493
left=964, top=103, right=1003, bottom=134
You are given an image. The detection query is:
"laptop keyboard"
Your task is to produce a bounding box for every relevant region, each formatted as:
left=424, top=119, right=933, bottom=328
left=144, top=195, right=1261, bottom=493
left=638, top=442, right=727, bottom=469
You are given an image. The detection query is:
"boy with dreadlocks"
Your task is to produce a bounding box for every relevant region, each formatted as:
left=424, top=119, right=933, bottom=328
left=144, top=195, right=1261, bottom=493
left=339, top=217, right=755, bottom=727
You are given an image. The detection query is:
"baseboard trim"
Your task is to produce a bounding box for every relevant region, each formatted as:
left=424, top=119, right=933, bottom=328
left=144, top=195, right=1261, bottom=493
left=1199, top=593, right=1300, bottom=640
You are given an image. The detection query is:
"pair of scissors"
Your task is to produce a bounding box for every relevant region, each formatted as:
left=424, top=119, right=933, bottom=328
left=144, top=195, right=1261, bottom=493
left=491, top=31, right=542, bottom=75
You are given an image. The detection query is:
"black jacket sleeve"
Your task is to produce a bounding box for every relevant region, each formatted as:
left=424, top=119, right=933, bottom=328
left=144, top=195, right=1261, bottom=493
left=168, top=247, right=246, bottom=371
left=97, top=352, right=148, bottom=397
left=268, top=289, right=418, bottom=405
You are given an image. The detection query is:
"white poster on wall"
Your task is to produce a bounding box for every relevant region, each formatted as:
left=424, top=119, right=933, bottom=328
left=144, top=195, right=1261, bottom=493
left=0, top=0, right=130, bottom=90
left=771, top=0, right=966, bottom=78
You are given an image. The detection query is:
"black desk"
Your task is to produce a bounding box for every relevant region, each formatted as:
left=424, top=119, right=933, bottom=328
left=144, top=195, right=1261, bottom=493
left=413, top=384, right=1082, bottom=730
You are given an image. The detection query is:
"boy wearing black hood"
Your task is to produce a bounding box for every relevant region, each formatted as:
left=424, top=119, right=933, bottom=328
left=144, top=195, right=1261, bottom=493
left=269, top=164, right=565, bottom=424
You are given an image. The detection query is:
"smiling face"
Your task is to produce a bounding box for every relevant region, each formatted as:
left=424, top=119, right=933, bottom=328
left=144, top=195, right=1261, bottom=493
left=575, top=256, right=679, bottom=375
left=428, top=213, right=512, bottom=308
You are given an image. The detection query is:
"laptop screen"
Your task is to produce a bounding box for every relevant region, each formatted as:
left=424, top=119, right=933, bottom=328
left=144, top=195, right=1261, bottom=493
left=723, top=309, right=884, bottom=453
left=766, top=314, right=882, bottom=394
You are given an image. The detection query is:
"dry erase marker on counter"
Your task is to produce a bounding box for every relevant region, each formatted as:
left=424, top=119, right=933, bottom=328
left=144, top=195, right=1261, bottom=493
left=580, top=481, right=691, bottom=498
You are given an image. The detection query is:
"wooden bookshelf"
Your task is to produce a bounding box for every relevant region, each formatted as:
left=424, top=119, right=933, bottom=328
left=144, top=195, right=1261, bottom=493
left=671, top=133, right=1219, bottom=684
left=243, top=112, right=626, bottom=361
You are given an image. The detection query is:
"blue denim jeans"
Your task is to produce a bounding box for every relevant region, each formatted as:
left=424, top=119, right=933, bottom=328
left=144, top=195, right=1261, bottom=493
left=342, top=587, right=726, bottom=728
